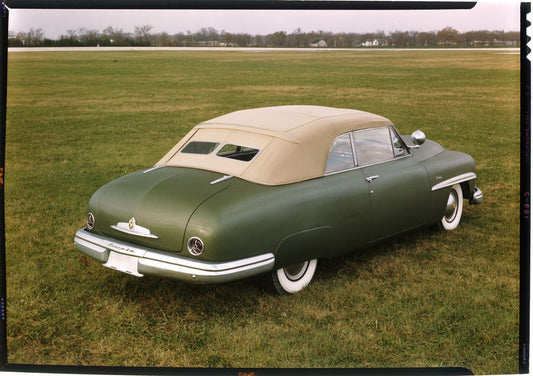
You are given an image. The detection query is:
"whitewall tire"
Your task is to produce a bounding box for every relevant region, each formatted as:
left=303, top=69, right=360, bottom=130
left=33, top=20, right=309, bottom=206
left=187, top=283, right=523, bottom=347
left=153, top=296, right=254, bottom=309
left=272, top=259, right=317, bottom=295
left=439, top=184, right=463, bottom=231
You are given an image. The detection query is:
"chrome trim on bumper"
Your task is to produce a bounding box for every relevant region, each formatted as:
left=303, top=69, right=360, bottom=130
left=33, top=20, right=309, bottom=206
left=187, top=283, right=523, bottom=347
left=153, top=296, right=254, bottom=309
left=74, top=228, right=275, bottom=283
left=431, top=172, right=477, bottom=191
left=470, top=187, right=483, bottom=205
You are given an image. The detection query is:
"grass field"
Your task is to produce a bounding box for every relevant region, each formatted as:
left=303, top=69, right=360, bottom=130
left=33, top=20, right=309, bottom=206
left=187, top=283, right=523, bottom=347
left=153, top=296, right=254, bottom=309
left=4, top=49, right=520, bottom=373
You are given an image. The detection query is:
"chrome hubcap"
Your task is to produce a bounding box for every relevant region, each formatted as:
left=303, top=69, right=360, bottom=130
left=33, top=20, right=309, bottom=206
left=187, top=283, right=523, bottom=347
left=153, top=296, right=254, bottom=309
left=284, top=261, right=309, bottom=281
left=444, top=190, right=458, bottom=223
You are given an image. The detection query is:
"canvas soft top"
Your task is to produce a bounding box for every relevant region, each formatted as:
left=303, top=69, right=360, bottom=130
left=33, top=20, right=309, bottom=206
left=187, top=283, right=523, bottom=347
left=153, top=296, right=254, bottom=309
left=156, top=105, right=393, bottom=185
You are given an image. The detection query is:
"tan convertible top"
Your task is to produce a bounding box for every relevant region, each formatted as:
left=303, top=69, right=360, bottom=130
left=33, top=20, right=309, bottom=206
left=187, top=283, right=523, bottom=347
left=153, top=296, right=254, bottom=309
left=157, top=105, right=393, bottom=185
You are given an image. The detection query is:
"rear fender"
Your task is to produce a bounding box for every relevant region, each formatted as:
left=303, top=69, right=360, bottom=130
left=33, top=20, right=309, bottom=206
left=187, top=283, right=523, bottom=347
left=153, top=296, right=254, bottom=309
left=274, top=226, right=334, bottom=268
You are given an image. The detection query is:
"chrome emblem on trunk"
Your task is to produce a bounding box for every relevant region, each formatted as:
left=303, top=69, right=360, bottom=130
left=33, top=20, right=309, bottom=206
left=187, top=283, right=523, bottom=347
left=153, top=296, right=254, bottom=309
left=111, top=218, right=159, bottom=239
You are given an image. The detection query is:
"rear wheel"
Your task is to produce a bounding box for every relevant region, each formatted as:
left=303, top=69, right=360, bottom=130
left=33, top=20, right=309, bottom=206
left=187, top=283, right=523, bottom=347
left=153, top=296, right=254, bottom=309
left=272, top=259, right=317, bottom=295
left=439, top=184, right=463, bottom=231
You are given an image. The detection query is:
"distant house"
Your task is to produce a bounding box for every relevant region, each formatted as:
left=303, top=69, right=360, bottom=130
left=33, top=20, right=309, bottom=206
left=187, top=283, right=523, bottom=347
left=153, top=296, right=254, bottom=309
left=197, top=40, right=218, bottom=47
left=362, top=39, right=380, bottom=47
left=310, top=39, right=327, bottom=47
left=469, top=39, right=518, bottom=47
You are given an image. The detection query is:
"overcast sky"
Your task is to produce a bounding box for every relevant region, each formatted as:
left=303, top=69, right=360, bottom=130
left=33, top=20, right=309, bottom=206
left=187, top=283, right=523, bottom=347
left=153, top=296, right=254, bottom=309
left=8, top=0, right=521, bottom=38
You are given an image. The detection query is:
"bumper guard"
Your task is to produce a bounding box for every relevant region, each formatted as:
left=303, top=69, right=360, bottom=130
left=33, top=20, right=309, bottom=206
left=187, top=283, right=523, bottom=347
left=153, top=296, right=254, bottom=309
left=470, top=187, right=483, bottom=205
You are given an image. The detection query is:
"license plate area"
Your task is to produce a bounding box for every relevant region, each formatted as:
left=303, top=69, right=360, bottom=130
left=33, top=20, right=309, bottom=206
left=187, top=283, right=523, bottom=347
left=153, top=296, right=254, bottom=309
left=103, top=251, right=143, bottom=277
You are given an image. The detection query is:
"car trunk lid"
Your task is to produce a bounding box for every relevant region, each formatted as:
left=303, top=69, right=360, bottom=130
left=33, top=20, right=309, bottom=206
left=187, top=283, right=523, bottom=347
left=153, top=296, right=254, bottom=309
left=88, top=166, right=230, bottom=253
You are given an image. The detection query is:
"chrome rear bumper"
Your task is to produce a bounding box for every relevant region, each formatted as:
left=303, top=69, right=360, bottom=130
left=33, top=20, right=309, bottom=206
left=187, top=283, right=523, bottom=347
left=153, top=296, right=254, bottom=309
left=74, top=228, right=275, bottom=283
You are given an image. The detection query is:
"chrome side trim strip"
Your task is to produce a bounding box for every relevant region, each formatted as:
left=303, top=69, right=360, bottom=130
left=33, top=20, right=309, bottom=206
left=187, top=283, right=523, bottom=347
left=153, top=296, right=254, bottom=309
left=74, top=228, right=275, bottom=283
left=431, top=172, right=476, bottom=191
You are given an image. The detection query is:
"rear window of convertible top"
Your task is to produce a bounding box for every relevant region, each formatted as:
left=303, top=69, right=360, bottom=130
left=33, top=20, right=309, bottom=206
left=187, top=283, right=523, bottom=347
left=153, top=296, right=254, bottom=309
left=180, top=141, right=260, bottom=162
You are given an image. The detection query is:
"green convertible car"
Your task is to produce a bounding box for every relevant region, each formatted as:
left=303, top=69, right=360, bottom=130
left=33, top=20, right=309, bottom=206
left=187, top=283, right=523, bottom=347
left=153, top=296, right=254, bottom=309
left=74, top=105, right=482, bottom=294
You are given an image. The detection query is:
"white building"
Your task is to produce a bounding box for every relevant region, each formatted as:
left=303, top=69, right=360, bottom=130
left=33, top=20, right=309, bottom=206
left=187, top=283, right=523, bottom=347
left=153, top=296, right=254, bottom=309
left=310, top=39, right=327, bottom=47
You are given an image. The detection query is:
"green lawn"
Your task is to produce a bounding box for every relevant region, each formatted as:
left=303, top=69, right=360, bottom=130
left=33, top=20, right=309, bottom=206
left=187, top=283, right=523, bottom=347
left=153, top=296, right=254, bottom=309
left=4, top=49, right=520, bottom=373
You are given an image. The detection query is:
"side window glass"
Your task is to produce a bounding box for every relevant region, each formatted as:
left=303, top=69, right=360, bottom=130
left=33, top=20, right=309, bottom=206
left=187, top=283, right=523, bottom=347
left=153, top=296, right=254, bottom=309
left=325, top=133, right=356, bottom=174
left=390, top=127, right=407, bottom=157
left=353, top=127, right=394, bottom=166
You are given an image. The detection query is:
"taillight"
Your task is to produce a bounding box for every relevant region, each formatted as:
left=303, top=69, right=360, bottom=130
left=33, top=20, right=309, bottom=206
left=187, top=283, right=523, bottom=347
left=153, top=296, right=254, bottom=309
left=187, top=237, right=204, bottom=256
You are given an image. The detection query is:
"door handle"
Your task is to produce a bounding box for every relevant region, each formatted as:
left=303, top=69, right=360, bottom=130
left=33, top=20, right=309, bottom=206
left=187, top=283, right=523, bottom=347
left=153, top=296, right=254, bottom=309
left=365, top=175, right=379, bottom=183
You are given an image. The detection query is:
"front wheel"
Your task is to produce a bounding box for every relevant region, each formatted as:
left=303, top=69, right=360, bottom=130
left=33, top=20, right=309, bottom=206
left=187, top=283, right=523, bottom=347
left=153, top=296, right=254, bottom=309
left=439, top=184, right=463, bottom=231
left=272, top=259, right=317, bottom=295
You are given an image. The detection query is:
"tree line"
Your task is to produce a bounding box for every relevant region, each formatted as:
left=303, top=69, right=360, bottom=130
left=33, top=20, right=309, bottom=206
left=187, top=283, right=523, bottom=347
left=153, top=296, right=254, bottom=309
left=9, top=26, right=520, bottom=48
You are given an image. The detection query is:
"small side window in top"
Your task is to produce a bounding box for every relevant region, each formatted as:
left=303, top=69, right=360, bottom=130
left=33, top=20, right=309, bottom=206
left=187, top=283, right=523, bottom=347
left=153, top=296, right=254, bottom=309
left=325, top=133, right=356, bottom=174
left=216, top=144, right=260, bottom=162
left=390, top=127, right=407, bottom=157
left=181, top=141, right=219, bottom=154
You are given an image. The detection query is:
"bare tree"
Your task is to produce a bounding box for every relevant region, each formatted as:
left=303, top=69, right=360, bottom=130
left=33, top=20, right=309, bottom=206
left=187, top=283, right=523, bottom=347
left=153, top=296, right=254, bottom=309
left=134, top=25, right=154, bottom=46
left=15, top=28, right=45, bottom=46
left=266, top=31, right=287, bottom=47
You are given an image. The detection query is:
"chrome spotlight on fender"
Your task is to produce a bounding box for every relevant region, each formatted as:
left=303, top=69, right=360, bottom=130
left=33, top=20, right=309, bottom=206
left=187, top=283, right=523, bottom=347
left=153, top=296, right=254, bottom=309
left=410, top=130, right=426, bottom=148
